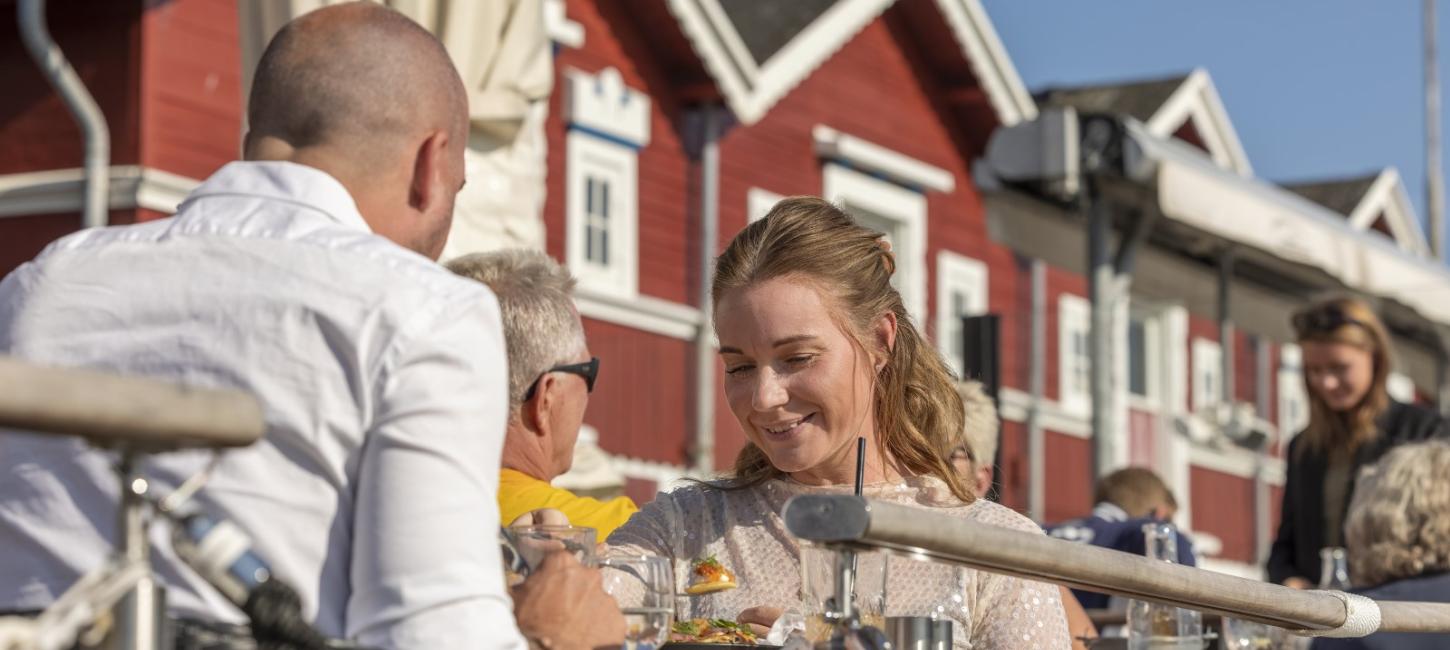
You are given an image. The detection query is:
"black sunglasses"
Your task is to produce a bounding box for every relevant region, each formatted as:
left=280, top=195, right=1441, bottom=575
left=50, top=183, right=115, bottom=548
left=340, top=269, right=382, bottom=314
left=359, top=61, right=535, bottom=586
left=1291, top=305, right=1368, bottom=338
left=522, top=357, right=599, bottom=402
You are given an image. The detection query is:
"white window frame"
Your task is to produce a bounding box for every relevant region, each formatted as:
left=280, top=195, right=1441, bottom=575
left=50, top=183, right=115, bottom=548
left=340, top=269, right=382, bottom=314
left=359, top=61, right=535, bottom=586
left=565, top=132, right=639, bottom=299
left=1125, top=305, right=1165, bottom=410
left=822, top=163, right=927, bottom=319
left=1277, top=343, right=1309, bottom=439
left=935, top=251, right=989, bottom=378
left=1058, top=293, right=1091, bottom=415
left=747, top=187, right=783, bottom=224
left=1191, top=338, right=1224, bottom=413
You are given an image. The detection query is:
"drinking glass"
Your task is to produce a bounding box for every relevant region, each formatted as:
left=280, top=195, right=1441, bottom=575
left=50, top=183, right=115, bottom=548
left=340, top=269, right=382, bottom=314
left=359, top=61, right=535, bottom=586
left=505, top=525, right=597, bottom=575
left=1221, top=618, right=1292, bottom=649
left=799, top=543, right=888, bottom=641
left=600, top=555, right=675, bottom=650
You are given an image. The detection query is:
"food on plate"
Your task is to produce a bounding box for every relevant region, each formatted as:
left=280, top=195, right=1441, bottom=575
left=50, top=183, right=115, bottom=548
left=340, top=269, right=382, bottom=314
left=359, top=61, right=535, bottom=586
left=684, top=556, right=739, bottom=595
left=670, top=618, right=759, bottom=645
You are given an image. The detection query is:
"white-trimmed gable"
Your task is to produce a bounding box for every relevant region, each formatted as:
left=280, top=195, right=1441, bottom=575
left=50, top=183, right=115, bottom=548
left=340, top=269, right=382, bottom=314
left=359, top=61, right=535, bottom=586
left=1143, top=69, right=1253, bottom=177
left=664, top=0, right=1036, bottom=126
left=1346, top=168, right=1431, bottom=257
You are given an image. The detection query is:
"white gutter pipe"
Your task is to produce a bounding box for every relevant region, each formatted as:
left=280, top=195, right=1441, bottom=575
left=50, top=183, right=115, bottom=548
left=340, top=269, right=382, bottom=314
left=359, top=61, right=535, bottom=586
left=18, top=0, right=110, bottom=229
left=692, top=107, right=722, bottom=474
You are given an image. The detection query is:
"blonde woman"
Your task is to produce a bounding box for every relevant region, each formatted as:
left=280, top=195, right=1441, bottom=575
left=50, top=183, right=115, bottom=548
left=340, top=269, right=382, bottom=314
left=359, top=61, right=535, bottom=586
left=1312, top=440, right=1450, bottom=649
left=606, top=197, right=1070, bottom=649
left=1267, top=298, right=1448, bottom=588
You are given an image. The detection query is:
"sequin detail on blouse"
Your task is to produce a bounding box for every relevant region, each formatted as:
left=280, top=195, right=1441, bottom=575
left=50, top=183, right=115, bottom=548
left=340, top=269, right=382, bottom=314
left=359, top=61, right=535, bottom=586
left=605, top=476, right=1071, bottom=649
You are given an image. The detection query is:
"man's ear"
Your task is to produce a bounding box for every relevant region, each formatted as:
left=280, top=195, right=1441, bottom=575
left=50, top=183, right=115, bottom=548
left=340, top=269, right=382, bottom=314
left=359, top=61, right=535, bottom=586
left=408, top=129, right=450, bottom=213
left=522, top=374, right=557, bottom=440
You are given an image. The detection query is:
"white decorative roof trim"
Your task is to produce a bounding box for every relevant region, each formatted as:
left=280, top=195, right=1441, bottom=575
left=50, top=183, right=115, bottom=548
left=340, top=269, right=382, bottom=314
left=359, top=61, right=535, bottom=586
left=0, top=165, right=199, bottom=218
left=1348, top=168, right=1431, bottom=257
left=665, top=0, right=893, bottom=124
left=544, top=0, right=585, bottom=49
left=813, top=125, right=955, bottom=193
left=1146, top=68, right=1253, bottom=177
left=564, top=67, right=651, bottom=147
left=933, top=0, right=1038, bottom=126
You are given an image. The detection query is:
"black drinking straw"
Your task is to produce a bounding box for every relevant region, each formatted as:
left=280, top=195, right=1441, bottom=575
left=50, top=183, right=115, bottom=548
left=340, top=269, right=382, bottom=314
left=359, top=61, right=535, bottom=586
left=854, top=436, right=866, bottom=496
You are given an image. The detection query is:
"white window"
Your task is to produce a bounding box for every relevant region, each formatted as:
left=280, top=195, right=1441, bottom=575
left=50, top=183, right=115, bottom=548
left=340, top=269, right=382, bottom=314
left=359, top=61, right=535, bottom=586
left=1192, top=338, right=1224, bottom=412
left=1058, top=294, right=1091, bottom=415
left=823, top=163, right=927, bottom=318
left=1125, top=307, right=1164, bottom=407
left=747, top=187, right=783, bottom=224
left=935, top=251, right=989, bottom=378
left=1277, top=343, right=1309, bottom=436
left=563, top=67, right=650, bottom=299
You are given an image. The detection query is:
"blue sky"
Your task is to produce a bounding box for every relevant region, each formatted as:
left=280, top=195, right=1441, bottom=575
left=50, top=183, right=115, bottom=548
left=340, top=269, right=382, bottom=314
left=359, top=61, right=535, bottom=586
left=981, top=0, right=1450, bottom=249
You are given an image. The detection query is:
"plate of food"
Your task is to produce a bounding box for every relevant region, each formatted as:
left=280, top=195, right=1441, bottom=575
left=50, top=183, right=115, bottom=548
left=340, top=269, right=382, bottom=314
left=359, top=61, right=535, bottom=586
left=684, top=556, right=738, bottom=595
left=663, top=618, right=779, bottom=649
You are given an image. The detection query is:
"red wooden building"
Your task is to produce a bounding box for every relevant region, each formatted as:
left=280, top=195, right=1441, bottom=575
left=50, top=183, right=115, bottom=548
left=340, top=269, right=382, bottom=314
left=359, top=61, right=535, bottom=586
left=5, top=0, right=1450, bottom=580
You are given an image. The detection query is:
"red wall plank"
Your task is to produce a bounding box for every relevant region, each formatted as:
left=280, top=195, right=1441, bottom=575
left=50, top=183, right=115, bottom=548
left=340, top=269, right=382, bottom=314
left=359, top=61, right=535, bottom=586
left=1189, top=465, right=1257, bottom=564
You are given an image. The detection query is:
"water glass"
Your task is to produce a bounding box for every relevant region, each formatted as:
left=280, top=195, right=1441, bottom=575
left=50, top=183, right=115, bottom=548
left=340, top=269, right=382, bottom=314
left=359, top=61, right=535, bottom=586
left=1220, top=618, right=1292, bottom=649
left=799, top=543, right=888, bottom=641
left=600, top=555, right=674, bottom=650
left=505, top=525, right=597, bottom=575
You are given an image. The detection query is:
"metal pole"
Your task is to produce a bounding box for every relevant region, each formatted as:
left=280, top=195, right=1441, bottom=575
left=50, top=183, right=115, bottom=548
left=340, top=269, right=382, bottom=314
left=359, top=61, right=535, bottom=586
left=113, top=453, right=164, bottom=650
left=1086, top=179, right=1117, bottom=480
left=1026, top=257, right=1046, bottom=522
left=784, top=495, right=1450, bottom=635
left=1254, top=336, right=1272, bottom=566
left=692, top=107, right=721, bottom=473
left=17, top=0, right=111, bottom=229
left=1428, top=0, right=1445, bottom=260
left=1218, top=249, right=1235, bottom=409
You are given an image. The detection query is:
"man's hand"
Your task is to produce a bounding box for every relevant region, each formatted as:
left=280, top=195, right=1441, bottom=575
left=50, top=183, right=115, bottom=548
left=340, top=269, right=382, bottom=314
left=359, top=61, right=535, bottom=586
left=737, top=606, right=782, bottom=638
left=510, top=508, right=570, bottom=527
left=512, top=551, right=626, bottom=650
left=1283, top=576, right=1313, bottom=590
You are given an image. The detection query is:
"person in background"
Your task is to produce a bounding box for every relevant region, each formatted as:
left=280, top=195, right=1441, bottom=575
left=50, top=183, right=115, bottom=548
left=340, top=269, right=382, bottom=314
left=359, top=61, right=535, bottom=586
left=1311, top=440, right=1450, bottom=649
left=1269, top=297, right=1448, bottom=589
left=1045, top=467, right=1196, bottom=610
left=948, top=381, right=997, bottom=497
left=447, top=250, right=638, bottom=539
left=951, top=380, right=1098, bottom=648
left=0, top=4, right=624, bottom=648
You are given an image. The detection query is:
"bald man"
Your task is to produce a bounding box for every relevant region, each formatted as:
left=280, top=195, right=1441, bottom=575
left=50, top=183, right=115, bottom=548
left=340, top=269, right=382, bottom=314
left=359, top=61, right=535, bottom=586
left=0, top=3, right=622, bottom=648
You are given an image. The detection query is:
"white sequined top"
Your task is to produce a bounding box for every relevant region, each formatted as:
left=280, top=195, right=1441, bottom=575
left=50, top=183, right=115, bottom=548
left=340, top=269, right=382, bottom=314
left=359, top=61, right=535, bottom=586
left=606, top=475, right=1072, bottom=649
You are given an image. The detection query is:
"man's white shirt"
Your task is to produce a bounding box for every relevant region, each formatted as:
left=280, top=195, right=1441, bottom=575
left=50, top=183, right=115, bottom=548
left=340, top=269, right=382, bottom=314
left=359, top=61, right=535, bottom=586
left=0, top=161, right=524, bottom=648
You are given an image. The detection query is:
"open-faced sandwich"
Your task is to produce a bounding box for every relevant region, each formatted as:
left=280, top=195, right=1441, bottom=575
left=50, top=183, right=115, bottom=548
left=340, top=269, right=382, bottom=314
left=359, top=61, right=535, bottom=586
left=684, top=556, right=738, bottom=595
left=670, top=618, right=759, bottom=645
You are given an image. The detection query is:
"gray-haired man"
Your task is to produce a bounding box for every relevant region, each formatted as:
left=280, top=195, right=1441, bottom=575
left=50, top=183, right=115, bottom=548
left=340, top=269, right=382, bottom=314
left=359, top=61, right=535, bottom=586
left=447, top=250, right=639, bottom=539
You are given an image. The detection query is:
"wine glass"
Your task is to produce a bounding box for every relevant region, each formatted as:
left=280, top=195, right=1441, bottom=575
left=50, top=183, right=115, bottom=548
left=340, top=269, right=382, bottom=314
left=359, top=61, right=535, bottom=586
left=600, top=554, right=675, bottom=650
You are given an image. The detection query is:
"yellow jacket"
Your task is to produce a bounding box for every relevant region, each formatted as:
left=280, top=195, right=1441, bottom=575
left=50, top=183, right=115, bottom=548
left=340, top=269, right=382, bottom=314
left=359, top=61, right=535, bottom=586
left=497, top=468, right=639, bottom=540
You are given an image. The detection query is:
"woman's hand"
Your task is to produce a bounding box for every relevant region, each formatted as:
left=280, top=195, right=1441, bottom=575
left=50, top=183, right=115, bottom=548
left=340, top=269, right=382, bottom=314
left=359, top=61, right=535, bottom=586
left=737, top=606, right=783, bottom=637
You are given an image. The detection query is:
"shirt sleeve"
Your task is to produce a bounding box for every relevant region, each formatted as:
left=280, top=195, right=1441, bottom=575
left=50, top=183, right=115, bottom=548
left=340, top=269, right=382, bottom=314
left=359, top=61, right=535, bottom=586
left=346, top=294, right=525, bottom=650
left=969, top=508, right=1072, bottom=649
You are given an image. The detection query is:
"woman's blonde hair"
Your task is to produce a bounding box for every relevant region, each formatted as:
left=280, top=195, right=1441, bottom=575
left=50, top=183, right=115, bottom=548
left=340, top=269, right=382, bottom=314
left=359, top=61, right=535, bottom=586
left=1291, top=297, right=1392, bottom=456
left=1344, top=440, right=1450, bottom=587
left=710, top=196, right=972, bottom=503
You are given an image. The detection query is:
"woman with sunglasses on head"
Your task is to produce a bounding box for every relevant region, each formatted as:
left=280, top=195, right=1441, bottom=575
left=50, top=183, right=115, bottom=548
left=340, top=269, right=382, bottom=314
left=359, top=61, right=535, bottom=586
left=604, top=197, right=1070, bottom=649
left=1267, top=297, right=1448, bottom=589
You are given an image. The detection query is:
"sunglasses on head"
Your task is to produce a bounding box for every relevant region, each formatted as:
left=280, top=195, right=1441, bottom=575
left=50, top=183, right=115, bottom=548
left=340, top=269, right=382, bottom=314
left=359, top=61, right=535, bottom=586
left=1291, top=305, right=1368, bottom=338
left=522, top=357, right=599, bottom=402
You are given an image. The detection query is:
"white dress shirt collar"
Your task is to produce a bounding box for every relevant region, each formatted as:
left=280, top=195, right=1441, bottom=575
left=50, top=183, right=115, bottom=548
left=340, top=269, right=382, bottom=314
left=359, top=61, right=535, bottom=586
left=1092, top=502, right=1130, bottom=522
left=182, top=160, right=373, bottom=234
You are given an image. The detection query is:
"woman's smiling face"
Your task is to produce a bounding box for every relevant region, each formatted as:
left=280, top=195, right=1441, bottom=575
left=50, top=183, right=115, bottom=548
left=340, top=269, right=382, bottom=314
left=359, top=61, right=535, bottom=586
left=715, top=277, right=880, bottom=485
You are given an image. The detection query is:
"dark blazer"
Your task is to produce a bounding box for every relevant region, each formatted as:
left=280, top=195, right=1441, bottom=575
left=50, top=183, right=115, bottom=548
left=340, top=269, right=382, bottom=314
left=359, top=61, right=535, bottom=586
left=1267, top=400, right=1448, bottom=586
left=1310, top=572, right=1450, bottom=649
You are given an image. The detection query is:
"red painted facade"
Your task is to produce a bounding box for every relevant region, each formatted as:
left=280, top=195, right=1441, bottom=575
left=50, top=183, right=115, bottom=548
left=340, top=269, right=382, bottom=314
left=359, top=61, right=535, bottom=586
left=0, top=0, right=1292, bottom=574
